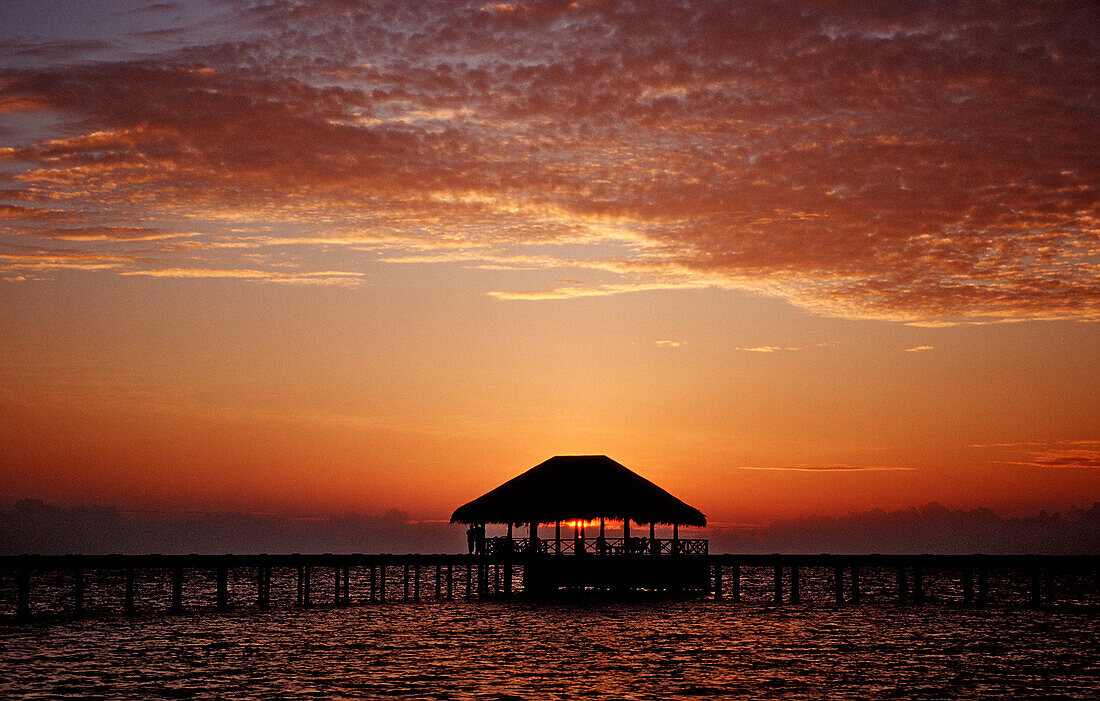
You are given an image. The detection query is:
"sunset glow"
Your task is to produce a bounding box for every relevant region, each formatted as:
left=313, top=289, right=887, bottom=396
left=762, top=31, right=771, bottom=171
left=0, top=1, right=1096, bottom=529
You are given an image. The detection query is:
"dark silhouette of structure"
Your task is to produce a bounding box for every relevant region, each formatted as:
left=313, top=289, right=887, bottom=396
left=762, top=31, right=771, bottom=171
left=450, top=455, right=709, bottom=594
left=2, top=458, right=1096, bottom=619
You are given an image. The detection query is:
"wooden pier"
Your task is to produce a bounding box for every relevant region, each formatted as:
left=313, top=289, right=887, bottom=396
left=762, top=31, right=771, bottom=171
left=1, top=551, right=1096, bottom=622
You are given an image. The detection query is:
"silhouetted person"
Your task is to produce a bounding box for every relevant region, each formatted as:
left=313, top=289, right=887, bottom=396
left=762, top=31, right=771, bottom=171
left=466, top=525, right=476, bottom=554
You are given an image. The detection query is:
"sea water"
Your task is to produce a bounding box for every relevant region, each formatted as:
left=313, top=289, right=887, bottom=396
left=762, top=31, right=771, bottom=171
left=0, top=565, right=1097, bottom=699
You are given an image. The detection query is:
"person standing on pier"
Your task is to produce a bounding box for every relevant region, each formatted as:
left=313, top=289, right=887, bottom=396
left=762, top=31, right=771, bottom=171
left=466, top=524, right=477, bottom=554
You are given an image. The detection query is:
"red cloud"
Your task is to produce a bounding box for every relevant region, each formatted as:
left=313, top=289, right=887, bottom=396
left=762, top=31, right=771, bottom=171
left=0, top=0, right=1096, bottom=317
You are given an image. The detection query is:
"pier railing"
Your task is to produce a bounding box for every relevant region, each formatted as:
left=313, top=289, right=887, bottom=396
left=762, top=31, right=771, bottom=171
left=484, top=537, right=708, bottom=557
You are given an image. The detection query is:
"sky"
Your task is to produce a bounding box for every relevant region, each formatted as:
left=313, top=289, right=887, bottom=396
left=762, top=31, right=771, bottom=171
left=0, top=0, right=1097, bottom=529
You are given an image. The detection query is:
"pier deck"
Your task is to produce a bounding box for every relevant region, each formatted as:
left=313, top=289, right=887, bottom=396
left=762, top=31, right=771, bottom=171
left=1, top=551, right=1096, bottom=622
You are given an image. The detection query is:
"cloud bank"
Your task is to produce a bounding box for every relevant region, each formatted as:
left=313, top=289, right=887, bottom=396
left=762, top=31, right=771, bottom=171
left=0, top=0, right=1097, bottom=320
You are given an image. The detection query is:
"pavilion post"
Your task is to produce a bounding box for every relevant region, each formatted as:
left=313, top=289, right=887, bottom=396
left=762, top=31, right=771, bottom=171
left=507, top=522, right=513, bottom=553
left=623, top=518, right=630, bottom=553
left=650, top=522, right=657, bottom=556
left=555, top=521, right=561, bottom=555
left=673, top=523, right=679, bottom=556
left=599, top=517, right=606, bottom=555
left=529, top=522, right=538, bottom=554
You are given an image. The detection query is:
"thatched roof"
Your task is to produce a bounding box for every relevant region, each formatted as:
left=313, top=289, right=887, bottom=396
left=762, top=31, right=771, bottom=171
left=450, top=455, right=706, bottom=527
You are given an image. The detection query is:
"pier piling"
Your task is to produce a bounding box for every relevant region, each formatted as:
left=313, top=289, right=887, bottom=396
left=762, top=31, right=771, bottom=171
left=16, top=567, right=30, bottom=620
left=216, top=565, right=229, bottom=611
left=897, top=566, right=908, bottom=604
left=833, top=566, right=844, bottom=604
left=913, top=565, right=924, bottom=604
left=73, top=567, right=84, bottom=617
left=791, top=566, right=800, bottom=604
left=303, top=565, right=312, bottom=607
left=125, top=568, right=135, bottom=613
left=171, top=566, right=183, bottom=613
left=851, top=566, right=861, bottom=604
left=773, top=563, right=783, bottom=604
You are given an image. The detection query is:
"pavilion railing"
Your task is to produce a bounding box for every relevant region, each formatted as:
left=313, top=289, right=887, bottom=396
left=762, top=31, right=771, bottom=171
left=482, top=536, right=707, bottom=557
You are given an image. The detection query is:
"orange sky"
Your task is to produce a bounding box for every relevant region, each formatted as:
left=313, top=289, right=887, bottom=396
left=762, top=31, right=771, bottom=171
left=0, top=0, right=1097, bottom=524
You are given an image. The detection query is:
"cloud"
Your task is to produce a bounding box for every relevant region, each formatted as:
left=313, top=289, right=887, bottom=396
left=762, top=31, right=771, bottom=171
left=119, top=267, right=363, bottom=286
left=734, top=346, right=801, bottom=353
left=0, top=0, right=1097, bottom=320
left=905, top=345, right=933, bottom=352
left=970, top=440, right=1100, bottom=470
left=655, top=340, right=683, bottom=348
left=488, top=280, right=709, bottom=300
left=734, top=464, right=915, bottom=472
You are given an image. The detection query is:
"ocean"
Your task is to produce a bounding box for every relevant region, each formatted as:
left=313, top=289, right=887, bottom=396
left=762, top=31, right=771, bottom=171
left=1, top=565, right=1097, bottom=699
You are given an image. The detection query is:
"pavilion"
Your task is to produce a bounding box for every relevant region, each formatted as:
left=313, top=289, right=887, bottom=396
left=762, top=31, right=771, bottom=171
left=451, top=455, right=709, bottom=593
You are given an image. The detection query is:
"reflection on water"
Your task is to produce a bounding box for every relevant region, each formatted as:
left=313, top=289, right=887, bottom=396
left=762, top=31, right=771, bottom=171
left=2, top=600, right=1097, bottom=699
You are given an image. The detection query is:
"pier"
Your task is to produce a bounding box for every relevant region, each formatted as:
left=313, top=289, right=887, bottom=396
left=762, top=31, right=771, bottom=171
left=4, top=458, right=1095, bottom=621
left=1, top=551, right=1096, bottom=622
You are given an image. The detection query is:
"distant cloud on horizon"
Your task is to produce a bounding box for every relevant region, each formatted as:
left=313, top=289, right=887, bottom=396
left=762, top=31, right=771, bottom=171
left=734, top=346, right=801, bottom=353
left=970, top=440, right=1100, bottom=470
left=734, top=464, right=915, bottom=472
